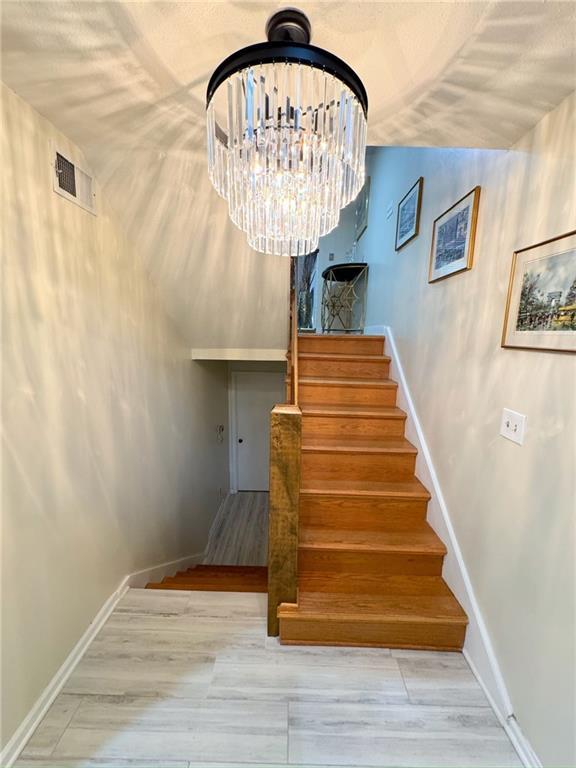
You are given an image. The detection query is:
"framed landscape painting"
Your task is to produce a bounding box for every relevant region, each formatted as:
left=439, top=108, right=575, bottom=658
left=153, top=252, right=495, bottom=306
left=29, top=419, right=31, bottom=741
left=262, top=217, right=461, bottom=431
left=502, top=230, right=576, bottom=352
left=395, top=177, right=423, bottom=251
left=429, top=187, right=480, bottom=282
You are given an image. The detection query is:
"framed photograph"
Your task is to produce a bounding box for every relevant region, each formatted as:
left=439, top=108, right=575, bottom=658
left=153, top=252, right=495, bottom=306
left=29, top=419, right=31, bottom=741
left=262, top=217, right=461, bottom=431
left=429, top=186, right=480, bottom=283
left=355, top=177, right=370, bottom=241
left=502, top=230, right=576, bottom=352
left=395, top=177, right=423, bottom=251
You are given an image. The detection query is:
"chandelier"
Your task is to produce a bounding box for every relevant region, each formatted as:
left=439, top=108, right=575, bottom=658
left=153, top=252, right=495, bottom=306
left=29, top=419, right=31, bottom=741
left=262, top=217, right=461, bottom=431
left=206, top=8, right=368, bottom=257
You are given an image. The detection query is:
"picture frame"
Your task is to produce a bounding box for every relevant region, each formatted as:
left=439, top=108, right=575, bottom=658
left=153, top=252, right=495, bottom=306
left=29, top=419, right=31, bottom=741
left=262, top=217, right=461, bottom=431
left=355, top=176, right=370, bottom=241
left=428, top=186, right=480, bottom=283
left=501, top=230, right=576, bottom=353
left=395, top=177, right=423, bottom=251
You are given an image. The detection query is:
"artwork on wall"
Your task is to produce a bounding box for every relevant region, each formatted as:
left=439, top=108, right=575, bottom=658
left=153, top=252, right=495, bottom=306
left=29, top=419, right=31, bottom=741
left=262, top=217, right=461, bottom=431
left=429, top=187, right=481, bottom=283
left=355, top=177, right=370, bottom=241
left=502, top=230, right=576, bottom=352
left=297, top=249, right=318, bottom=331
left=395, top=177, right=423, bottom=251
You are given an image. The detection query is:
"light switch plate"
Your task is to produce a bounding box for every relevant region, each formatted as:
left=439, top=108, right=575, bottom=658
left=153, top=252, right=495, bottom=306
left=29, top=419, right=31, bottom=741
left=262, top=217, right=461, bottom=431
left=500, top=408, right=527, bottom=445
left=386, top=202, right=394, bottom=220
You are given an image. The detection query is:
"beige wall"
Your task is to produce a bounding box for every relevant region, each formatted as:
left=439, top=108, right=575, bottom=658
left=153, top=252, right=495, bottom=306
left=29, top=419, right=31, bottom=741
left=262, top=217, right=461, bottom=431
left=1, top=85, right=229, bottom=748
left=355, top=93, right=575, bottom=766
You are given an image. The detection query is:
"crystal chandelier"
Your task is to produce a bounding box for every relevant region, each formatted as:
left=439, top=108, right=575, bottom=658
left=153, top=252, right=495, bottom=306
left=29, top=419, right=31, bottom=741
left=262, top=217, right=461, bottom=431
left=206, top=8, right=368, bottom=257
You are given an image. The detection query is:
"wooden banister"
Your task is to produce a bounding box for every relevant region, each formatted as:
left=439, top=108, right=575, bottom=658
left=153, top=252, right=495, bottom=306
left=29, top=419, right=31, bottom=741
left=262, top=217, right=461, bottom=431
left=267, top=406, right=301, bottom=635
left=289, top=256, right=299, bottom=407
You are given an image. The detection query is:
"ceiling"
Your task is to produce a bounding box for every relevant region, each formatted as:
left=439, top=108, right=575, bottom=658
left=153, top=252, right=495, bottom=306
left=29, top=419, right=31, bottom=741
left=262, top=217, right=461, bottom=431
left=2, top=1, right=575, bottom=349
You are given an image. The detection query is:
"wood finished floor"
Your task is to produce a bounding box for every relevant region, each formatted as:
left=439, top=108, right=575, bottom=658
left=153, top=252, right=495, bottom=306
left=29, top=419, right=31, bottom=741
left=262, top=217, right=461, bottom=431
left=203, top=491, right=269, bottom=567
left=17, top=588, right=521, bottom=768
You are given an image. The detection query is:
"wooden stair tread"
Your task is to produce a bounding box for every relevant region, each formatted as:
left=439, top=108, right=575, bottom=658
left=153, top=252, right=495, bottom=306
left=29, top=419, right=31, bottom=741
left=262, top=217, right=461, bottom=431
left=279, top=586, right=468, bottom=624
left=185, top=563, right=266, bottom=575
left=300, top=479, right=430, bottom=499
left=294, top=376, right=397, bottom=388
left=146, top=566, right=267, bottom=593
left=298, top=334, right=385, bottom=341
left=302, top=436, right=417, bottom=454
left=297, top=352, right=390, bottom=362
left=300, top=524, right=446, bottom=555
left=301, top=404, right=406, bottom=419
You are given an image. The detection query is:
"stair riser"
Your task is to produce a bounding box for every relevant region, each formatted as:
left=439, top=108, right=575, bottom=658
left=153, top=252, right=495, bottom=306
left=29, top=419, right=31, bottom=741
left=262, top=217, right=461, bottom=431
left=298, top=383, right=397, bottom=406
left=279, top=617, right=466, bottom=650
left=299, top=495, right=428, bottom=530
left=299, top=550, right=444, bottom=580
left=301, top=450, right=416, bottom=483
left=299, top=358, right=390, bottom=380
left=302, top=415, right=405, bottom=439
left=299, top=337, right=385, bottom=355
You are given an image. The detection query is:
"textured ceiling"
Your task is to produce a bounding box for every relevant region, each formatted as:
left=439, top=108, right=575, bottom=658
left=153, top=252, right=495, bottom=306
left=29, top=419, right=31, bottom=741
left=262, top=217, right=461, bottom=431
left=2, top=1, right=575, bottom=348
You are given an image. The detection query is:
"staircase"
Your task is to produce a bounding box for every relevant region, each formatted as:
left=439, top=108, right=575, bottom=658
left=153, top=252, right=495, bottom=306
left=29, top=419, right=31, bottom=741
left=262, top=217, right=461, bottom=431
left=279, top=333, right=468, bottom=650
left=146, top=565, right=267, bottom=592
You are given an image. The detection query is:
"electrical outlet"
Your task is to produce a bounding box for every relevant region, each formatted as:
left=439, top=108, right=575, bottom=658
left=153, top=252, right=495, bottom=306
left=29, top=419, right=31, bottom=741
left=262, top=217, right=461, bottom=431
left=500, top=408, right=527, bottom=445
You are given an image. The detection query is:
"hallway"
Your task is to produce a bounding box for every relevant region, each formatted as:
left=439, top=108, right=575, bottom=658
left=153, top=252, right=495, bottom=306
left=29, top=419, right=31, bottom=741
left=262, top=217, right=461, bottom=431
left=17, top=588, right=521, bottom=767
left=204, top=492, right=269, bottom=567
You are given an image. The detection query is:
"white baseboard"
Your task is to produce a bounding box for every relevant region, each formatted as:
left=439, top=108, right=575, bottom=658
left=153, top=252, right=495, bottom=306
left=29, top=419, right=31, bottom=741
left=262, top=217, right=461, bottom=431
left=366, top=324, right=540, bottom=768
left=190, top=347, right=286, bottom=361
left=464, top=649, right=542, bottom=768
left=126, top=550, right=205, bottom=588
left=1, top=548, right=205, bottom=767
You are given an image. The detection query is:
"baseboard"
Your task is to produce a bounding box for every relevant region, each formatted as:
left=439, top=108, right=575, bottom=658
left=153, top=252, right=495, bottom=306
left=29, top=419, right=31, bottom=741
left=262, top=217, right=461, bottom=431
left=464, top=649, right=542, bottom=768
left=1, top=548, right=205, bottom=767
left=190, top=347, right=286, bottom=361
left=126, top=550, right=206, bottom=588
left=369, top=323, right=540, bottom=768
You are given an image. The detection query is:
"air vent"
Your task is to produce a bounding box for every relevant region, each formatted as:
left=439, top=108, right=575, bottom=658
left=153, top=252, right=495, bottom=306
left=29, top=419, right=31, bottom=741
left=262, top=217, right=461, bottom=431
left=56, top=152, right=76, bottom=196
left=52, top=147, right=96, bottom=215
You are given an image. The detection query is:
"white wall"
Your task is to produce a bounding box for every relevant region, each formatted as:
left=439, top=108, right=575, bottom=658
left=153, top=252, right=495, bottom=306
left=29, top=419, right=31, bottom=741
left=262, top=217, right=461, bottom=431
left=1, top=85, right=230, bottom=748
left=312, top=199, right=358, bottom=331
left=354, top=93, right=576, bottom=766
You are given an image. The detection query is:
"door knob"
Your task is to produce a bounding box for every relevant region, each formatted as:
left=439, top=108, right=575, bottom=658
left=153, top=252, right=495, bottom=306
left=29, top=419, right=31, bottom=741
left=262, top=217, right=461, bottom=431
left=238, top=438, right=244, bottom=443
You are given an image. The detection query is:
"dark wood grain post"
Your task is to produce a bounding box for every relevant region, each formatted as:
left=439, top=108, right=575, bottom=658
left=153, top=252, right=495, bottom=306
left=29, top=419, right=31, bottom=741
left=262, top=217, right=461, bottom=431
left=267, top=404, right=301, bottom=636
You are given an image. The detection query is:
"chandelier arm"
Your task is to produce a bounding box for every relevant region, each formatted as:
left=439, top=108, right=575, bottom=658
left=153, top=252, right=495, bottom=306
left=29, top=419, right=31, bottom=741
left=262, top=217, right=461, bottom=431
left=206, top=41, right=368, bottom=117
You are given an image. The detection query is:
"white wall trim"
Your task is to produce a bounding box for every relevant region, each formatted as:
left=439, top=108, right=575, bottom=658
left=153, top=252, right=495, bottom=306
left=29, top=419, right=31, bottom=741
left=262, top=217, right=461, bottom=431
left=0, top=548, right=205, bottom=767
left=190, top=348, right=286, bottom=361
left=228, top=369, right=239, bottom=493
left=365, top=324, right=540, bottom=768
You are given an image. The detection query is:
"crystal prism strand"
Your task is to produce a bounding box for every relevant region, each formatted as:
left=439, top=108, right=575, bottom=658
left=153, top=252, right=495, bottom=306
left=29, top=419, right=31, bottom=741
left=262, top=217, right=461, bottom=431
left=231, top=72, right=244, bottom=229
left=303, top=65, right=315, bottom=250
left=265, top=63, right=278, bottom=255
left=343, top=96, right=356, bottom=206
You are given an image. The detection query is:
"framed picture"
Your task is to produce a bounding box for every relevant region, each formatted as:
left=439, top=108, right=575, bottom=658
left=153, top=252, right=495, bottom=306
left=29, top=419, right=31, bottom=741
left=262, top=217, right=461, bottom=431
left=355, top=177, right=370, bottom=241
left=395, top=177, right=423, bottom=251
left=429, top=186, right=480, bottom=283
left=502, top=230, right=576, bottom=352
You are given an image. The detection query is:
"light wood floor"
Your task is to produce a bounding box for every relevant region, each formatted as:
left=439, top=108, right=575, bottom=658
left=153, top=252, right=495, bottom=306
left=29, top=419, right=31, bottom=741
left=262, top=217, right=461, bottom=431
left=203, top=491, right=268, bottom=567
left=17, top=588, right=521, bottom=768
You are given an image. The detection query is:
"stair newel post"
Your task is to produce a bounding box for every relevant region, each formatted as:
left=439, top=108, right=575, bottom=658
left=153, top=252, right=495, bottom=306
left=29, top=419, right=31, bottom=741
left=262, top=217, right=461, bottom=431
left=267, top=404, right=301, bottom=635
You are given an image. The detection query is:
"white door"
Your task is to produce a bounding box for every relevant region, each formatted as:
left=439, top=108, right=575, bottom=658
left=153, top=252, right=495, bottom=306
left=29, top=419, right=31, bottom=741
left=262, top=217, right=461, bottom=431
left=233, top=372, right=285, bottom=491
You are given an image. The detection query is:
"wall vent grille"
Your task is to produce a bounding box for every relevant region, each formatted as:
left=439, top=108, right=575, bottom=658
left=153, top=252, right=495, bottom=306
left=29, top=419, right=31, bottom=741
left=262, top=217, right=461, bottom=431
left=56, top=152, right=76, bottom=196
left=52, top=148, right=96, bottom=214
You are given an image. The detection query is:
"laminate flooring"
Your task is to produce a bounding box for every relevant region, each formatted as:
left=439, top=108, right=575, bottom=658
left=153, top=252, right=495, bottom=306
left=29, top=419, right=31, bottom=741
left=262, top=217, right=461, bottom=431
left=17, top=588, right=521, bottom=768
left=203, top=492, right=268, bottom=566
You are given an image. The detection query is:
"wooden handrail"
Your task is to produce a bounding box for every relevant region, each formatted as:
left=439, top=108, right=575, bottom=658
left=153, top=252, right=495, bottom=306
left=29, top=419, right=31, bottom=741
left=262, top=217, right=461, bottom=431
left=267, top=403, right=301, bottom=636
left=289, top=256, right=299, bottom=406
